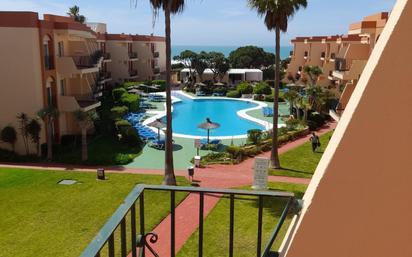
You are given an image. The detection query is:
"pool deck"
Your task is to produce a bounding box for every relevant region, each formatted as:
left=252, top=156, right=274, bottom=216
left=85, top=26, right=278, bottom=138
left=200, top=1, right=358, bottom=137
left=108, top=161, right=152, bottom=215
left=128, top=93, right=290, bottom=170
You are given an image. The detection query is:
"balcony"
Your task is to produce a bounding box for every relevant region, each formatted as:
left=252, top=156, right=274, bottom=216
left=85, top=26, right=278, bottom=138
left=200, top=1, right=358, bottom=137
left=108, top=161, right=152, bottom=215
left=153, top=51, right=160, bottom=58
left=59, top=95, right=101, bottom=112
left=330, top=53, right=336, bottom=62
left=153, top=67, right=161, bottom=75
left=57, top=51, right=103, bottom=76
left=320, top=52, right=326, bottom=61
left=103, top=52, right=111, bottom=62
left=332, top=59, right=367, bottom=80
left=129, top=52, right=138, bottom=61
left=129, top=69, right=138, bottom=79
left=79, top=185, right=300, bottom=257
left=44, top=55, right=54, bottom=70
left=98, top=71, right=112, bottom=84
left=289, top=50, right=294, bottom=58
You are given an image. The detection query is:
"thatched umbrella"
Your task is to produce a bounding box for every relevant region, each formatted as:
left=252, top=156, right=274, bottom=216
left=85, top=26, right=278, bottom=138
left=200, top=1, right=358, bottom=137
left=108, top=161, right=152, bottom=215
left=214, top=82, right=225, bottom=87
left=197, top=118, right=220, bottom=144
left=147, top=119, right=166, bottom=140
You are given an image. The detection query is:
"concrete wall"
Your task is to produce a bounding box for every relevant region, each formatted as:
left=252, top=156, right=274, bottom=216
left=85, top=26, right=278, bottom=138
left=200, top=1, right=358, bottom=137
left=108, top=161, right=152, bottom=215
left=282, top=1, right=412, bottom=257
left=0, top=27, right=46, bottom=153
left=107, top=40, right=130, bottom=84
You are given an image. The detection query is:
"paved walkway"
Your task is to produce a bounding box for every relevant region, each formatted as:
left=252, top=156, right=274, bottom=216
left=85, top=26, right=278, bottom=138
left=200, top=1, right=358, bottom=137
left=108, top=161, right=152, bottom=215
left=0, top=123, right=335, bottom=257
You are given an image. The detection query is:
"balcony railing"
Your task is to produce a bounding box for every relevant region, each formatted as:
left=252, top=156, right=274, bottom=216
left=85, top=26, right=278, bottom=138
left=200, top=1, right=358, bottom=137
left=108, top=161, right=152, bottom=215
left=129, top=69, right=138, bottom=77
left=335, top=58, right=349, bottom=71
left=103, top=52, right=111, bottom=60
left=153, top=67, right=160, bottom=74
left=129, top=52, right=138, bottom=59
left=330, top=53, right=336, bottom=61
left=72, top=50, right=103, bottom=69
left=320, top=52, right=326, bottom=59
left=153, top=51, right=160, bottom=58
left=99, top=71, right=112, bottom=81
left=44, top=55, right=54, bottom=70
left=79, top=185, right=300, bottom=257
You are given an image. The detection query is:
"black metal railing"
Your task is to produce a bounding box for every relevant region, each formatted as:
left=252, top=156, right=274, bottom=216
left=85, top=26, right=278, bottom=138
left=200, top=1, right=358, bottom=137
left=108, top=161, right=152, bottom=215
left=44, top=55, right=54, bottom=70
left=335, top=58, right=349, bottom=71
left=129, top=69, right=138, bottom=77
left=153, top=52, right=160, bottom=58
left=103, top=52, right=111, bottom=60
left=99, top=71, right=112, bottom=81
left=129, top=52, right=138, bottom=59
left=330, top=53, right=336, bottom=60
left=321, top=52, right=326, bottom=58
left=153, top=67, right=160, bottom=74
left=79, top=184, right=300, bottom=257
left=71, top=50, right=103, bottom=69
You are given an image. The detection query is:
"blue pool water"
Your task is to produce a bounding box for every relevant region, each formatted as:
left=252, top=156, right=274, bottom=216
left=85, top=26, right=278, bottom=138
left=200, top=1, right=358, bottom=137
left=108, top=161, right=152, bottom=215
left=167, top=94, right=265, bottom=137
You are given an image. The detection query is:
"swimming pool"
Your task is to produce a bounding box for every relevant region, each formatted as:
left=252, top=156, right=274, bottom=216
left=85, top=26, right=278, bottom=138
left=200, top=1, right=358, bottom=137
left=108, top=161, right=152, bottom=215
left=163, top=93, right=267, bottom=138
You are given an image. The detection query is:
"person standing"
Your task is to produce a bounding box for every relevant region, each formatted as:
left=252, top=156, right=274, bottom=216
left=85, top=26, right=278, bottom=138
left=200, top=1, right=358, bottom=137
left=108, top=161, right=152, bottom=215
left=310, top=132, right=321, bottom=152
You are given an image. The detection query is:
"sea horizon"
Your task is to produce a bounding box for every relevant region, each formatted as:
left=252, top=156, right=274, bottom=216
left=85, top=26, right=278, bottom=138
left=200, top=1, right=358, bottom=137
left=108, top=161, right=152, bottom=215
left=172, top=45, right=293, bottom=60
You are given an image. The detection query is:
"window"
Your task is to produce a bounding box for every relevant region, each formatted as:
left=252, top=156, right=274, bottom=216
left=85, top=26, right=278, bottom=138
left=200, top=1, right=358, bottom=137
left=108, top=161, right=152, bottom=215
left=58, top=41, right=64, bottom=57
left=60, top=79, right=66, bottom=96
left=47, top=87, right=53, bottom=107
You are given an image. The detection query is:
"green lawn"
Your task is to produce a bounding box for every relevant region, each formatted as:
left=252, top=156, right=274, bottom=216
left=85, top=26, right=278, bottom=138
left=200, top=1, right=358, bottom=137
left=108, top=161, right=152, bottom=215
left=54, top=134, right=143, bottom=166
left=177, top=182, right=307, bottom=257
left=0, top=168, right=188, bottom=257
left=270, top=131, right=333, bottom=178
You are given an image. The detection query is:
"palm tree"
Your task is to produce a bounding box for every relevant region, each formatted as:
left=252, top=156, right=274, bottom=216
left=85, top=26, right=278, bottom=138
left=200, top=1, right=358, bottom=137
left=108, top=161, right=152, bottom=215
left=303, top=65, right=323, bottom=86
left=37, top=107, right=59, bottom=161
left=248, top=0, right=308, bottom=168
left=26, top=119, right=42, bottom=157
left=133, top=0, right=186, bottom=185
left=67, top=5, right=86, bottom=23
left=74, top=110, right=97, bottom=162
left=283, top=89, right=299, bottom=117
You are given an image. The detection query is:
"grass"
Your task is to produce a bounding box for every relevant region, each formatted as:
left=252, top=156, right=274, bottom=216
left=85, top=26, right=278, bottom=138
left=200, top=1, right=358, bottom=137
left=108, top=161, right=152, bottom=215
left=54, top=134, right=143, bottom=166
left=0, top=168, right=189, bottom=257
left=269, top=131, right=333, bottom=178
left=177, top=182, right=307, bottom=257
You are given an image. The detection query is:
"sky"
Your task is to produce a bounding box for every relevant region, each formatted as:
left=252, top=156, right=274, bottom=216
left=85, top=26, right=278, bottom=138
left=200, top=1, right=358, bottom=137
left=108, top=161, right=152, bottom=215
left=1, top=0, right=397, bottom=46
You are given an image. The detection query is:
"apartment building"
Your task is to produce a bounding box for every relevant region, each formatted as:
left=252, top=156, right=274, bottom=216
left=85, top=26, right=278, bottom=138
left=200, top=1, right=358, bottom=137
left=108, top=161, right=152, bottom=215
left=286, top=12, right=389, bottom=121
left=87, top=22, right=166, bottom=84
left=0, top=12, right=105, bottom=154
left=0, top=12, right=165, bottom=155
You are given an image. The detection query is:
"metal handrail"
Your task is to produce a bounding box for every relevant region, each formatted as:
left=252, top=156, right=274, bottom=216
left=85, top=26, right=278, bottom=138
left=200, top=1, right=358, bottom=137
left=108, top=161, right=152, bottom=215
left=79, top=184, right=298, bottom=257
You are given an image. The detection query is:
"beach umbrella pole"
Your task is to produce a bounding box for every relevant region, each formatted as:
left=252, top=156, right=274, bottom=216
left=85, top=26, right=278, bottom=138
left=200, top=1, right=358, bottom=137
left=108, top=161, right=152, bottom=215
left=207, top=129, right=210, bottom=144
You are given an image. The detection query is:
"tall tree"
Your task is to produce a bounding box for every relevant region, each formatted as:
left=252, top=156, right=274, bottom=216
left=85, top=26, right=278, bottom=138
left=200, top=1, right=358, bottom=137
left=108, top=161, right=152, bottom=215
left=192, top=52, right=208, bottom=83
left=16, top=112, right=30, bottom=155
left=228, top=45, right=275, bottom=68
left=37, top=107, right=59, bottom=161
left=173, top=50, right=197, bottom=84
left=133, top=0, right=186, bottom=185
left=303, top=65, right=323, bottom=86
left=283, top=89, right=300, bottom=116
left=207, top=52, right=230, bottom=82
left=67, top=5, right=86, bottom=23
left=249, top=0, right=307, bottom=168
left=26, top=119, right=42, bottom=157
left=74, top=110, right=97, bottom=162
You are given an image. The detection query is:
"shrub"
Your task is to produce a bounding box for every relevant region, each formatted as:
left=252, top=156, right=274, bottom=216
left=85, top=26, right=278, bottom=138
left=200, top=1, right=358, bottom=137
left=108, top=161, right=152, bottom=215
left=243, top=145, right=260, bottom=157
left=247, top=129, right=263, bottom=145
left=213, top=87, right=227, bottom=95
left=236, top=82, right=253, bottom=95
left=112, top=88, right=127, bottom=102
left=285, top=118, right=301, bottom=131
left=253, top=82, right=272, bottom=95
left=226, top=90, right=241, bottom=98
left=152, top=80, right=166, bottom=91
left=225, top=145, right=243, bottom=161
left=122, top=82, right=137, bottom=89
left=111, top=106, right=129, bottom=120
left=122, top=127, right=141, bottom=147
left=253, top=94, right=265, bottom=101
left=61, top=135, right=81, bottom=147
left=1, top=126, right=17, bottom=151
left=120, top=93, right=140, bottom=112
left=307, top=113, right=327, bottom=131
left=115, top=119, right=131, bottom=129
left=264, top=94, right=274, bottom=102
left=278, top=127, right=289, bottom=136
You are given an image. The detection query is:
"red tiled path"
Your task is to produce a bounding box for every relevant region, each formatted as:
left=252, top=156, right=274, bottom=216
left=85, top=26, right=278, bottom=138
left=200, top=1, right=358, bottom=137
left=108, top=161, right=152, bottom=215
left=0, top=123, right=335, bottom=257
left=135, top=123, right=335, bottom=256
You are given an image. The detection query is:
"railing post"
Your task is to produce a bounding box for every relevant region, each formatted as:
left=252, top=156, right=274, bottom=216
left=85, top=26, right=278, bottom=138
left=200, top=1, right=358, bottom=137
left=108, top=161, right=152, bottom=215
left=140, top=192, right=145, bottom=257
left=108, top=234, right=115, bottom=257
left=198, top=192, right=204, bottom=257
left=229, top=194, right=235, bottom=257
left=121, top=218, right=127, bottom=257
left=171, top=191, right=176, bottom=257
left=131, top=204, right=137, bottom=257
left=257, top=196, right=263, bottom=257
